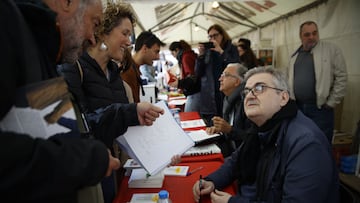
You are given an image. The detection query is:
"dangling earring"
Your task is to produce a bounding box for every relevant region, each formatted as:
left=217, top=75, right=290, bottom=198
left=100, top=42, right=108, bottom=51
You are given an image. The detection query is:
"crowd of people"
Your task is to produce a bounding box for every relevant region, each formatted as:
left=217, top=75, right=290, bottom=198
left=0, top=0, right=347, bottom=202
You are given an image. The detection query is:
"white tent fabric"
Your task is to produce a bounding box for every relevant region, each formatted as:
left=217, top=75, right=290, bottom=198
left=122, top=0, right=323, bottom=45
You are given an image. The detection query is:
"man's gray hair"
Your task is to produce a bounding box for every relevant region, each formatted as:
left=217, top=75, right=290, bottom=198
left=244, top=67, right=290, bottom=92
left=78, top=0, right=100, bottom=14
left=226, top=63, right=248, bottom=80
left=299, top=21, right=318, bottom=34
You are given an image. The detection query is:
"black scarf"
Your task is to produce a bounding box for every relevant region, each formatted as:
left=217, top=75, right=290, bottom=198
left=234, top=99, right=298, bottom=186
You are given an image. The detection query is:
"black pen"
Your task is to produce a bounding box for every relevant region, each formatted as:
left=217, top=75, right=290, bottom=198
left=199, top=175, right=202, bottom=203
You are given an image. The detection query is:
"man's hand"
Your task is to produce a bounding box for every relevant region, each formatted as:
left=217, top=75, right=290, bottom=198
left=192, top=179, right=215, bottom=202
left=137, top=102, right=164, bottom=126
left=210, top=189, right=232, bottom=203
left=105, top=150, right=120, bottom=177
left=206, top=126, right=218, bottom=135
left=169, top=154, right=182, bottom=166
left=212, top=116, right=232, bottom=134
left=210, top=40, right=224, bottom=54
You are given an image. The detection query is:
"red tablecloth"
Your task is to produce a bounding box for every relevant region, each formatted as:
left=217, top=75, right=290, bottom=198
left=179, top=111, right=201, bottom=121
left=179, top=111, right=206, bottom=131
left=181, top=153, right=224, bottom=163
left=113, top=161, right=236, bottom=203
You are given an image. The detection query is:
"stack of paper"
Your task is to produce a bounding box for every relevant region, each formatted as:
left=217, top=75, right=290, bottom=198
left=130, top=193, right=158, bottom=203
left=128, top=168, right=164, bottom=188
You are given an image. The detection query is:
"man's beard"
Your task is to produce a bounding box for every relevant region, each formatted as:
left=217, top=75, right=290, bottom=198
left=60, top=13, right=85, bottom=64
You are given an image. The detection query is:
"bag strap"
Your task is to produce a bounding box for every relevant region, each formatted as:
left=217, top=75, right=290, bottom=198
left=76, top=60, right=83, bottom=83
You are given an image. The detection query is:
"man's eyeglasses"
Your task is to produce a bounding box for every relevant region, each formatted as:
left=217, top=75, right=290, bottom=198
left=242, top=83, right=284, bottom=98
left=220, top=72, right=240, bottom=79
left=208, top=33, right=220, bottom=39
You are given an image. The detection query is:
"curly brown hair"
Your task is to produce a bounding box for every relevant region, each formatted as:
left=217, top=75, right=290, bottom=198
left=95, top=2, right=136, bottom=41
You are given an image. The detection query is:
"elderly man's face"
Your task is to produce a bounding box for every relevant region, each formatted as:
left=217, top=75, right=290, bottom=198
left=243, top=73, right=288, bottom=126
left=219, top=66, right=241, bottom=96
left=61, top=0, right=102, bottom=63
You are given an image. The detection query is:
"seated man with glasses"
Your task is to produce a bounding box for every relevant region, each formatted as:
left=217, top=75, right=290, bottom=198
left=206, top=63, right=249, bottom=157
left=192, top=67, right=338, bottom=203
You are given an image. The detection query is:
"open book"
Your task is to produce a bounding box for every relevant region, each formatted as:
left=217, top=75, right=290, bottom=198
left=116, top=101, right=194, bottom=175
left=188, top=129, right=221, bottom=145
left=0, top=77, right=84, bottom=139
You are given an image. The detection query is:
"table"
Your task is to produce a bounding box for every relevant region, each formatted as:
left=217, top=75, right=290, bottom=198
left=113, top=161, right=236, bottom=203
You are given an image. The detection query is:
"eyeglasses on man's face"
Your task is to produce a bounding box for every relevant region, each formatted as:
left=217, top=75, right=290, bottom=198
left=220, top=72, right=239, bottom=79
left=242, top=83, right=284, bottom=98
left=208, top=33, right=220, bottom=39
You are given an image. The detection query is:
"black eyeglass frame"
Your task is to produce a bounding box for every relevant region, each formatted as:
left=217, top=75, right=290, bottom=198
left=208, top=33, right=220, bottom=39
left=242, top=83, right=284, bottom=98
left=220, top=72, right=240, bottom=79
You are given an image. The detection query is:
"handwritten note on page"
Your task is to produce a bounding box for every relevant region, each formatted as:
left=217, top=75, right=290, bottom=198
left=117, top=101, right=194, bottom=175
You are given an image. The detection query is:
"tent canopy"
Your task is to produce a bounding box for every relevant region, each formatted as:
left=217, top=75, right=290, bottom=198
left=122, top=0, right=325, bottom=45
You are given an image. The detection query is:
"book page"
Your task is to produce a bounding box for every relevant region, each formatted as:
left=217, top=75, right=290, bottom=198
left=117, top=100, right=194, bottom=175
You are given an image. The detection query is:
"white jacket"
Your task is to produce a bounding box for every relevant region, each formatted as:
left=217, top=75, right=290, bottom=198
left=288, top=40, right=347, bottom=108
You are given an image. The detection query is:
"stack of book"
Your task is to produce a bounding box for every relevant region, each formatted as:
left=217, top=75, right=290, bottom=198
left=128, top=168, right=164, bottom=188
left=183, top=143, right=221, bottom=156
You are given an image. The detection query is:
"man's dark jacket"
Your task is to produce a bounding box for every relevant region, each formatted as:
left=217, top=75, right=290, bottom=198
left=206, top=111, right=339, bottom=203
left=217, top=84, right=249, bottom=157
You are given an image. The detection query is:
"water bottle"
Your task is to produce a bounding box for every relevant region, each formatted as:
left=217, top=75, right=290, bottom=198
left=157, top=190, right=172, bottom=203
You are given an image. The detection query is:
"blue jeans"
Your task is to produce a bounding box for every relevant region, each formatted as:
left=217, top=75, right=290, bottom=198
left=296, top=102, right=334, bottom=143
